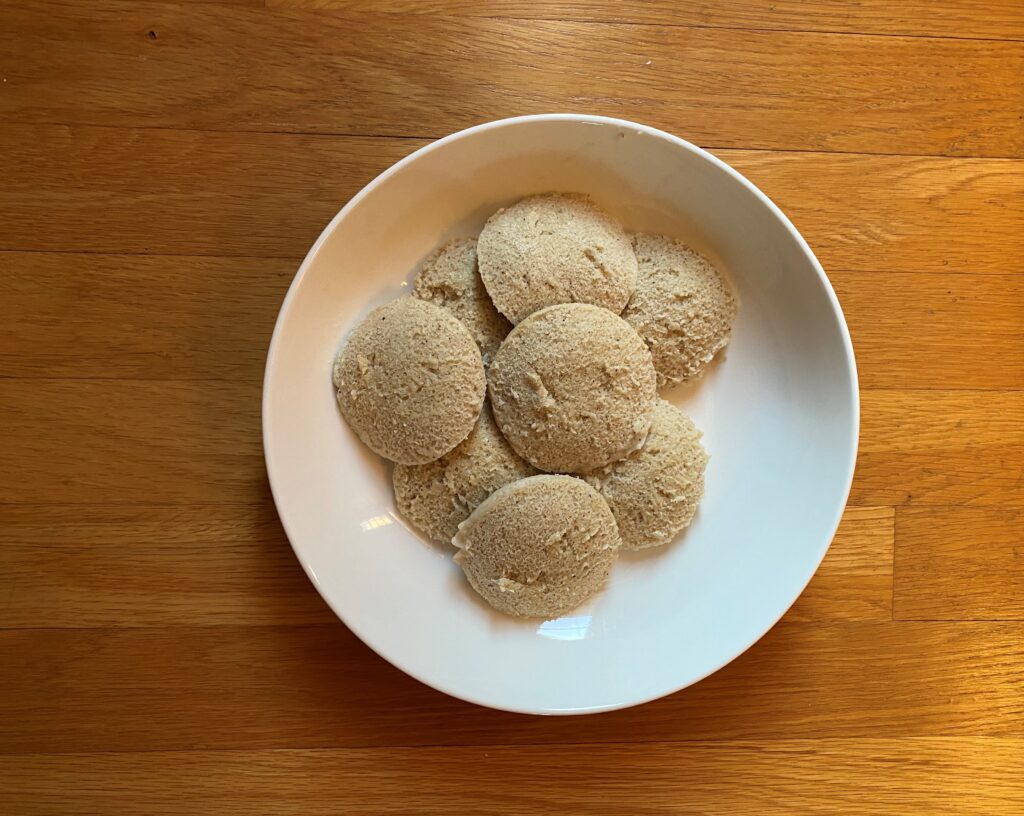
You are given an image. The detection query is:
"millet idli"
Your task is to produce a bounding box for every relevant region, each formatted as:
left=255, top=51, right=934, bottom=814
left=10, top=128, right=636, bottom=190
left=333, top=298, right=485, bottom=465
left=413, top=238, right=512, bottom=367
left=453, top=474, right=620, bottom=618
left=393, top=403, right=538, bottom=545
left=487, top=303, right=657, bottom=474
left=623, top=233, right=737, bottom=386
left=477, top=194, right=637, bottom=324
left=586, top=399, right=708, bottom=550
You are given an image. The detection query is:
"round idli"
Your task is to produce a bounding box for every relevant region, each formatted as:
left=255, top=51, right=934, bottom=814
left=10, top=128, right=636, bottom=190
left=453, top=474, right=620, bottom=618
left=413, top=238, right=512, bottom=367
left=586, top=400, right=708, bottom=550
left=488, top=303, right=657, bottom=474
left=332, top=298, right=485, bottom=465
left=477, top=193, right=637, bottom=324
left=623, top=233, right=737, bottom=386
left=393, top=403, right=538, bottom=545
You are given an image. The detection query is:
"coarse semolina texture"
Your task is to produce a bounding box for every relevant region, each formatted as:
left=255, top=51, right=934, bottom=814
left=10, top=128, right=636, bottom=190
left=586, top=399, right=708, bottom=550
left=413, top=237, right=512, bottom=367
left=477, top=193, right=638, bottom=324
left=623, top=232, right=737, bottom=386
left=333, top=298, right=485, bottom=465
left=453, top=474, right=621, bottom=618
left=393, top=403, right=538, bottom=545
left=488, top=303, right=657, bottom=474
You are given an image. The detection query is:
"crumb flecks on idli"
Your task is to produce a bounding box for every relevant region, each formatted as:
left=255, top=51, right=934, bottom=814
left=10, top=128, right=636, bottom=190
left=453, top=474, right=620, bottom=618
left=488, top=303, right=657, bottom=474
left=393, top=403, right=538, bottom=545
left=413, top=238, right=512, bottom=366
left=623, top=233, right=737, bottom=386
left=477, top=194, right=638, bottom=324
left=333, top=298, right=485, bottom=465
left=586, top=400, right=708, bottom=551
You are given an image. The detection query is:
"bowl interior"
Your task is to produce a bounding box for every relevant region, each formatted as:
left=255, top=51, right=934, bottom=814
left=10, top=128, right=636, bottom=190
left=263, top=115, right=857, bottom=713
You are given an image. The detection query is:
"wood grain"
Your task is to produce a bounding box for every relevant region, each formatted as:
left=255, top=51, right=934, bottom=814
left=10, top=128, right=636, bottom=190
left=0, top=504, right=334, bottom=628
left=3, top=739, right=1023, bottom=815
left=895, top=507, right=1024, bottom=620
left=0, top=126, right=420, bottom=259
left=725, top=151, right=1024, bottom=276
left=2, top=622, right=1023, bottom=754
left=832, top=272, right=1024, bottom=390
left=0, top=380, right=264, bottom=505
left=853, top=391, right=1024, bottom=507
left=2, top=126, right=1022, bottom=274
left=3, top=4, right=1023, bottom=157
left=270, top=0, right=1024, bottom=42
left=0, top=504, right=891, bottom=629
left=0, top=252, right=294, bottom=380
left=170, top=0, right=262, bottom=5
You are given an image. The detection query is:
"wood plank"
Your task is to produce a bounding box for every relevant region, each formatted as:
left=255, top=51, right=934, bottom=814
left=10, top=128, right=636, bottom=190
left=269, top=0, right=1024, bottom=42
left=853, top=391, right=1024, bottom=507
left=0, top=503, right=890, bottom=628
left=0, top=504, right=334, bottom=628
left=5, top=256, right=1020, bottom=391
left=0, top=379, right=265, bottom=505
left=724, top=151, right=1024, bottom=277
left=861, top=392, right=1024, bottom=454
left=1, top=622, right=1021, bottom=753
left=787, top=507, right=893, bottom=622
left=2, top=126, right=1022, bottom=274
left=3, top=740, right=1023, bottom=815
left=0, top=126, right=421, bottom=259
left=0, top=252, right=294, bottom=380
left=3, top=382, right=1017, bottom=507
left=895, top=508, right=1024, bottom=621
left=165, top=0, right=263, bottom=5
left=3, top=4, right=1023, bottom=157
left=831, top=272, right=1024, bottom=390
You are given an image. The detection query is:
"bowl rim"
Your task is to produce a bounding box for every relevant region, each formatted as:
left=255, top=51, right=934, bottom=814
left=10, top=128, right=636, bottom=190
left=262, top=113, right=860, bottom=715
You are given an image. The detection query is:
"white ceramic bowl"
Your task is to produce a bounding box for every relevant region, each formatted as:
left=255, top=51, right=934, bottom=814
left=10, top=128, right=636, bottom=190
left=263, top=114, right=858, bottom=714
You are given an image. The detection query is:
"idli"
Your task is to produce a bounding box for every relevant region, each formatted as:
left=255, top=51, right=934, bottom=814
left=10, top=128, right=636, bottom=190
left=413, top=238, right=511, bottom=367
left=453, top=474, right=620, bottom=618
left=488, top=303, right=657, bottom=474
left=623, top=233, right=736, bottom=386
left=477, top=194, right=637, bottom=324
left=586, top=399, right=708, bottom=550
left=333, top=298, right=485, bottom=464
left=393, top=403, right=538, bottom=545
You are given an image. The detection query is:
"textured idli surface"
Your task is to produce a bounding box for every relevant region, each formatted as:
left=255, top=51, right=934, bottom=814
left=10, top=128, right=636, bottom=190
left=477, top=194, right=637, bottom=324
left=333, top=298, right=485, bottom=464
left=623, top=233, right=737, bottom=386
left=413, top=238, right=512, bottom=366
left=586, top=399, right=708, bottom=550
left=393, top=403, right=538, bottom=545
left=488, top=303, right=657, bottom=474
left=453, top=474, right=620, bottom=618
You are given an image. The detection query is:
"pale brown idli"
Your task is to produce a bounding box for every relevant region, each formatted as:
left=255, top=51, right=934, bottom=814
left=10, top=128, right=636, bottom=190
left=488, top=303, right=657, bottom=474
left=477, top=194, right=637, bottom=324
left=453, top=474, right=620, bottom=618
left=393, top=403, right=538, bottom=545
left=413, top=238, right=512, bottom=367
left=623, top=233, right=737, bottom=387
left=332, top=298, right=485, bottom=465
left=585, top=400, right=708, bottom=551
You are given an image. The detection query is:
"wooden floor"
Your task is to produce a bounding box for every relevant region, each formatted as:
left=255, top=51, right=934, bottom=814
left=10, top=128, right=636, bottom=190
left=1, top=1, right=1023, bottom=813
